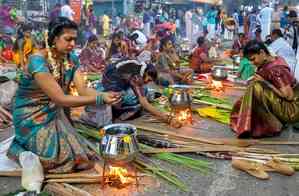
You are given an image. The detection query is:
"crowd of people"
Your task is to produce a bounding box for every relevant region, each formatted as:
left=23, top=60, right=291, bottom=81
left=0, top=1, right=298, bottom=174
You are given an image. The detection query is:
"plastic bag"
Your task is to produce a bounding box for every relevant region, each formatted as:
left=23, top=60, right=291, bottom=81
left=0, top=80, right=18, bottom=107
left=19, top=151, right=44, bottom=193
left=0, top=136, right=20, bottom=171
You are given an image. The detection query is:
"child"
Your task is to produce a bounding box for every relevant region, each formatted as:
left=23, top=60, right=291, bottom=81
left=237, top=52, right=255, bottom=80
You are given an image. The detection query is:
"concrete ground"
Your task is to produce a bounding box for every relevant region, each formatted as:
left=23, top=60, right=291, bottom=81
left=1, top=85, right=299, bottom=196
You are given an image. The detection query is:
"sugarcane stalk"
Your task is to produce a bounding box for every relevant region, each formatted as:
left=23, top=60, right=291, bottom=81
left=46, top=178, right=101, bottom=183
left=46, top=173, right=102, bottom=179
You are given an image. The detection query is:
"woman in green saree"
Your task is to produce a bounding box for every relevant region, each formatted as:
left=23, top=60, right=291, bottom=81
left=230, top=40, right=299, bottom=138
left=7, top=17, right=121, bottom=173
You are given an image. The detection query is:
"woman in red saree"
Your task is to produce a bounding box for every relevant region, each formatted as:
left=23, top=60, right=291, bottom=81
left=79, top=35, right=105, bottom=73
left=190, top=37, right=218, bottom=73
left=230, top=40, right=299, bottom=138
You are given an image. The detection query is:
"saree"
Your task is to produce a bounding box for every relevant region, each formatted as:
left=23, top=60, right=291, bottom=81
left=7, top=53, right=95, bottom=173
left=230, top=57, right=299, bottom=138
left=190, top=47, right=211, bottom=73
left=79, top=46, right=105, bottom=73
left=13, top=37, right=36, bottom=68
left=102, top=62, right=147, bottom=120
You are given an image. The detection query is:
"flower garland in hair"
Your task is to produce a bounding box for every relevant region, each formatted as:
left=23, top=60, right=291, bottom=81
left=44, top=30, right=73, bottom=81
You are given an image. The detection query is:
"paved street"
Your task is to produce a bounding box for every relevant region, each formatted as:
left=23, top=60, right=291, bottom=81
left=1, top=112, right=299, bottom=196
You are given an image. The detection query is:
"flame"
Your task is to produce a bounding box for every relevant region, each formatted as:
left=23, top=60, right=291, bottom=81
left=176, top=108, right=193, bottom=124
left=108, top=166, right=134, bottom=185
left=211, top=80, right=224, bottom=91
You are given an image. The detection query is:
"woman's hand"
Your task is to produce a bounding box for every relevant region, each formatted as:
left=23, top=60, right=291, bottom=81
left=102, top=92, right=121, bottom=105
left=181, top=71, right=193, bottom=84
left=252, top=74, right=265, bottom=82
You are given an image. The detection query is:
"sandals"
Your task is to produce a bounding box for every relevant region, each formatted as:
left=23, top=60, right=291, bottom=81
left=264, top=158, right=295, bottom=176
left=232, top=159, right=269, bottom=180
left=232, top=158, right=295, bottom=180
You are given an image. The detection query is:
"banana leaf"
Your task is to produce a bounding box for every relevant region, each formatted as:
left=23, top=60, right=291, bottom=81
left=195, top=106, right=231, bottom=124
left=192, top=90, right=233, bottom=110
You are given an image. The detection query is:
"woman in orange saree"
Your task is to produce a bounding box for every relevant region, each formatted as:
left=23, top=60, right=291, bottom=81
left=230, top=40, right=299, bottom=138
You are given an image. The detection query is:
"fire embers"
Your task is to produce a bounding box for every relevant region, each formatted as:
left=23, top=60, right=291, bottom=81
left=170, top=107, right=193, bottom=125
left=102, top=162, right=138, bottom=189
left=210, top=80, right=224, bottom=91
left=105, top=166, right=135, bottom=188
left=169, top=88, right=193, bottom=125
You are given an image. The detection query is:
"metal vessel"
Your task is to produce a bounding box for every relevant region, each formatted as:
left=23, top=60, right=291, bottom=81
left=169, top=85, right=192, bottom=108
left=211, top=66, right=228, bottom=81
left=100, top=123, right=139, bottom=164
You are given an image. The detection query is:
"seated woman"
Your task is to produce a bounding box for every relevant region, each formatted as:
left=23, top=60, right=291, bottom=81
left=79, top=35, right=105, bottom=73
left=102, top=59, right=181, bottom=128
left=232, top=33, right=248, bottom=55
left=157, top=37, right=191, bottom=85
left=190, top=36, right=220, bottom=73
left=106, top=32, right=128, bottom=62
left=12, top=24, right=35, bottom=69
left=230, top=40, right=299, bottom=138
left=7, top=17, right=121, bottom=173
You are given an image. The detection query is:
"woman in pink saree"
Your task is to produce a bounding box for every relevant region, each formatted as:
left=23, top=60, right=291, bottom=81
left=230, top=40, right=299, bottom=138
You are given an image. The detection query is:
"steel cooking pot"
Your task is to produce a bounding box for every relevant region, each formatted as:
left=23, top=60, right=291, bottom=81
left=100, top=123, right=139, bottom=164
left=211, top=67, right=228, bottom=81
left=168, top=85, right=192, bottom=108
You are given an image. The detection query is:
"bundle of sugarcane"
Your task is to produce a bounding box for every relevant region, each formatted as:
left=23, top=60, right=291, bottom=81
left=139, top=143, right=213, bottom=175
left=134, top=155, right=189, bottom=192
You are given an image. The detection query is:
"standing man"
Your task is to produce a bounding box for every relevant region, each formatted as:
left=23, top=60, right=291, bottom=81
left=233, top=9, right=239, bottom=34
left=185, top=9, right=193, bottom=43
left=60, top=0, right=75, bottom=21
left=258, top=4, right=273, bottom=41
left=143, top=8, right=151, bottom=38
left=206, top=6, right=217, bottom=40
left=269, top=29, right=297, bottom=77
left=286, top=10, right=299, bottom=82
left=248, top=9, right=258, bottom=40
left=286, top=10, right=298, bottom=53
left=280, top=6, right=289, bottom=30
